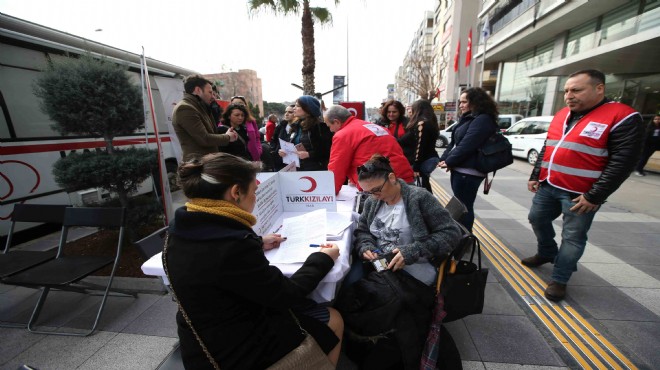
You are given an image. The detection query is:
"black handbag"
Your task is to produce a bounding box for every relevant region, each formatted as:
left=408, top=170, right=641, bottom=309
left=439, top=233, right=488, bottom=323
left=475, top=131, right=513, bottom=174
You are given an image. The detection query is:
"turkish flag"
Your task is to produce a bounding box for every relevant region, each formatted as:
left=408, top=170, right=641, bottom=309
left=465, top=28, right=472, bottom=67
left=454, top=40, right=460, bottom=72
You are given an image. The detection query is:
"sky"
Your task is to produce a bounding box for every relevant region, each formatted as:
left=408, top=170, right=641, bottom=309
left=0, top=0, right=437, bottom=108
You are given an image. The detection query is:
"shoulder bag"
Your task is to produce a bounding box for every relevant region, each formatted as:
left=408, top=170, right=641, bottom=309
left=162, top=234, right=334, bottom=370
left=437, top=228, right=488, bottom=323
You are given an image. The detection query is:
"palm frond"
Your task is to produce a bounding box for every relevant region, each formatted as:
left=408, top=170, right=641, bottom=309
left=310, top=7, right=332, bottom=24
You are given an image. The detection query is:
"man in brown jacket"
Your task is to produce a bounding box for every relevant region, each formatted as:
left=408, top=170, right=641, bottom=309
left=173, top=75, right=237, bottom=162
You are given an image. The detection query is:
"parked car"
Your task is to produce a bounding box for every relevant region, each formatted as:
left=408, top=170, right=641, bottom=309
left=497, top=114, right=523, bottom=131
left=436, top=121, right=458, bottom=148
left=503, top=116, right=553, bottom=165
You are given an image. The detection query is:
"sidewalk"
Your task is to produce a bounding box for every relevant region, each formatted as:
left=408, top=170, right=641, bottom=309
left=1, top=166, right=658, bottom=369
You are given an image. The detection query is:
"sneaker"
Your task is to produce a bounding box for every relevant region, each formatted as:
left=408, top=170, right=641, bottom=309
left=521, top=254, right=554, bottom=268
left=544, top=282, right=567, bottom=301
left=634, top=171, right=645, bottom=177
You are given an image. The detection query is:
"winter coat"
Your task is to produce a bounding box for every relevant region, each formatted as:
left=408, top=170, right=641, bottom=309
left=172, top=93, right=232, bottom=162
left=165, top=208, right=334, bottom=369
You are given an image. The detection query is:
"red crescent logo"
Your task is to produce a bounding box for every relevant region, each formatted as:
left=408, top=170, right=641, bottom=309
left=300, top=176, right=317, bottom=192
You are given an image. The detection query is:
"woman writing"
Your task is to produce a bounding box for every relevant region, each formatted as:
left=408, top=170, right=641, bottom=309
left=164, top=153, right=343, bottom=369
left=340, top=154, right=462, bottom=369
left=217, top=104, right=252, bottom=161
left=281, top=95, right=332, bottom=171
left=438, top=87, right=499, bottom=231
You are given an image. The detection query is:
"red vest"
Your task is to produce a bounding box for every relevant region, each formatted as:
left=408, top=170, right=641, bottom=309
left=539, top=102, right=639, bottom=193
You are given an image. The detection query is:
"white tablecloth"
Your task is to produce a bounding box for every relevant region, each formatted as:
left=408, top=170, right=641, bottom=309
left=141, top=186, right=359, bottom=303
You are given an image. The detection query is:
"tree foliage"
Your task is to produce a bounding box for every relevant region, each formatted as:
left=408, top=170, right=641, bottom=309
left=34, top=56, right=143, bottom=148
left=397, top=52, right=446, bottom=101
left=263, top=101, right=287, bottom=116
left=34, top=55, right=155, bottom=211
left=248, top=0, right=339, bottom=95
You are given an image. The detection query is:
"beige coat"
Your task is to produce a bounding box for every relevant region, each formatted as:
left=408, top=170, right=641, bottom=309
left=172, top=93, right=231, bottom=162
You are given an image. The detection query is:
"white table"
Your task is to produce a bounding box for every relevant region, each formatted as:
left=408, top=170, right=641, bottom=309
left=141, top=186, right=359, bottom=303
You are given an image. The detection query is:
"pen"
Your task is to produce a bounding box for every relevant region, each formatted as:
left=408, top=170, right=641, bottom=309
left=273, top=225, right=283, bottom=233
left=309, top=244, right=321, bottom=248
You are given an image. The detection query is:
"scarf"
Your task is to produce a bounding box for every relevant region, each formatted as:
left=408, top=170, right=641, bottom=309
left=185, top=198, right=256, bottom=229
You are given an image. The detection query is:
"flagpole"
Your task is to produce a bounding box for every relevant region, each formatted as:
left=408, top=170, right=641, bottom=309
left=480, top=46, right=487, bottom=88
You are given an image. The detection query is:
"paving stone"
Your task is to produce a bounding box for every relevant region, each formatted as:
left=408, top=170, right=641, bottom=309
left=444, top=320, right=480, bottom=361
left=64, top=293, right=162, bottom=333
left=633, top=263, right=660, bottom=281
left=581, top=263, right=660, bottom=289
left=482, top=283, right=525, bottom=316
left=598, top=246, right=660, bottom=266
left=77, top=333, right=178, bottom=370
left=600, top=320, right=660, bottom=369
left=569, top=286, right=658, bottom=321
left=462, top=360, right=486, bottom=370
left=121, top=295, right=178, bottom=337
left=588, top=232, right=660, bottom=247
left=0, top=327, right=45, bottom=367
left=619, top=287, right=660, bottom=317
left=483, top=363, right=569, bottom=370
left=589, top=221, right=660, bottom=233
left=0, top=287, right=40, bottom=323
left=463, top=315, right=564, bottom=366
left=479, top=218, right=525, bottom=230
left=2, top=330, right=116, bottom=370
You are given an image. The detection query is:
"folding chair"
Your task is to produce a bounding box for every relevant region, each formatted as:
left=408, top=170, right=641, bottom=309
left=444, top=196, right=468, bottom=222
left=1, top=204, right=69, bottom=328
left=134, top=226, right=168, bottom=260
left=2, top=207, right=137, bottom=336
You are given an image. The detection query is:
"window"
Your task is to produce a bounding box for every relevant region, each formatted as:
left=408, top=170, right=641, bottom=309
left=564, top=20, right=597, bottom=57
left=600, top=1, right=639, bottom=45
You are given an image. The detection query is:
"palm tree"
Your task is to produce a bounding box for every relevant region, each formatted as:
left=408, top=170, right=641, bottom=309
left=248, top=0, right=338, bottom=95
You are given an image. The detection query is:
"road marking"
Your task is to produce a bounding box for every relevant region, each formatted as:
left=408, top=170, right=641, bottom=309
left=431, top=180, right=638, bottom=370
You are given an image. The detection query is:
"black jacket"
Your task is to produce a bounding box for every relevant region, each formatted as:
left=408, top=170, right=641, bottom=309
left=530, top=99, right=644, bottom=204
left=165, top=207, right=334, bottom=369
left=289, top=119, right=333, bottom=171
left=217, top=124, right=252, bottom=161
left=439, top=112, right=498, bottom=170
left=335, top=269, right=435, bottom=370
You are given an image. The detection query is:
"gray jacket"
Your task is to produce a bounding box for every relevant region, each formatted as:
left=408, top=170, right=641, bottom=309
left=353, top=180, right=462, bottom=264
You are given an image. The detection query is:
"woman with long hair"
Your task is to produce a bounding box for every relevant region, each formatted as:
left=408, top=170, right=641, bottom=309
left=285, top=95, right=332, bottom=171
left=166, top=153, right=343, bottom=369
left=407, top=99, right=440, bottom=192
left=217, top=104, right=252, bottom=161
left=438, top=87, right=499, bottom=231
left=271, top=104, right=295, bottom=171
left=229, top=95, right=263, bottom=162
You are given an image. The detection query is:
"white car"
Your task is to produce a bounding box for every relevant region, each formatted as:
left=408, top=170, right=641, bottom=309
left=503, top=116, right=553, bottom=165
left=436, top=122, right=458, bottom=148
left=497, top=114, right=523, bottom=131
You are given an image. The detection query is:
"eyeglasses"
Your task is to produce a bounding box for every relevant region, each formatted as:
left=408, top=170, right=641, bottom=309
left=361, top=178, right=388, bottom=196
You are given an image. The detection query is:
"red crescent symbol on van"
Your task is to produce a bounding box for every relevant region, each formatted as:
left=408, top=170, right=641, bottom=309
left=300, top=176, right=317, bottom=193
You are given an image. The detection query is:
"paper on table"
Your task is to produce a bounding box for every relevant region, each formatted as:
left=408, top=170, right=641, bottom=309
left=266, top=209, right=327, bottom=264
left=279, top=139, right=300, bottom=167
left=326, top=212, right=353, bottom=240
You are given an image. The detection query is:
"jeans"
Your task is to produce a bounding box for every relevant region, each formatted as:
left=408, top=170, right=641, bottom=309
left=450, top=171, right=485, bottom=232
left=528, top=183, right=598, bottom=284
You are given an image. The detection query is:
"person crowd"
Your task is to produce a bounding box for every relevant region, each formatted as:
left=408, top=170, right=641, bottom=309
left=168, top=70, right=647, bottom=369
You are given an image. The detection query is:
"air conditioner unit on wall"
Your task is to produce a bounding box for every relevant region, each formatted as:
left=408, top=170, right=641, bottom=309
left=70, top=188, right=111, bottom=206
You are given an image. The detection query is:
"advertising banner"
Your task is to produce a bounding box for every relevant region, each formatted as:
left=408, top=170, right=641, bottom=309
left=333, top=76, right=345, bottom=104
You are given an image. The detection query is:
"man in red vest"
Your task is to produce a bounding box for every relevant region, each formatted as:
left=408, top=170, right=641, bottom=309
left=521, top=69, right=643, bottom=301
left=324, top=105, right=414, bottom=195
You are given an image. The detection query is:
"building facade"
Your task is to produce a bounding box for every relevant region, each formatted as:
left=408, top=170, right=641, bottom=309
left=203, top=69, right=264, bottom=117
left=475, top=0, right=660, bottom=117
left=395, top=11, right=436, bottom=105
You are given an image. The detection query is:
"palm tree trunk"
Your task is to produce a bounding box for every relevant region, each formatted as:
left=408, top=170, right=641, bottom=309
left=301, top=0, right=316, bottom=95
